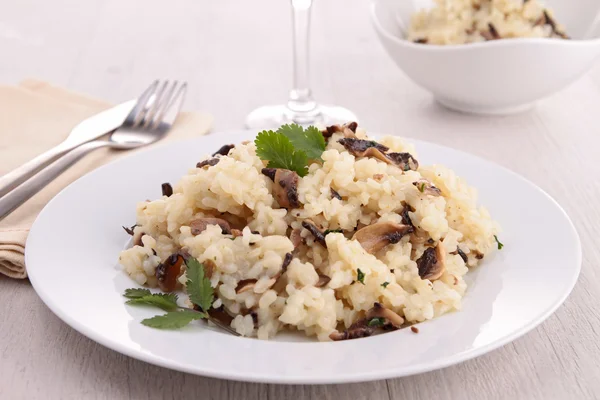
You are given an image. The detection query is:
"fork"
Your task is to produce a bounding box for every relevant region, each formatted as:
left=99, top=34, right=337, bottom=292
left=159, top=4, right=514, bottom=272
left=0, top=80, right=187, bottom=221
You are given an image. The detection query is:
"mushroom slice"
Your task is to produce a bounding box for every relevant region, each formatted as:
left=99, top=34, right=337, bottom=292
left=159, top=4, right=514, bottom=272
left=387, top=152, right=419, bottom=171
left=329, top=318, right=374, bottom=341
left=272, top=252, right=294, bottom=284
left=261, top=168, right=300, bottom=209
left=190, top=218, right=232, bottom=235
left=156, top=253, right=185, bottom=292
left=301, top=220, right=327, bottom=247
left=338, top=138, right=419, bottom=171
left=212, top=144, right=234, bottom=157
left=315, top=274, right=331, bottom=288
left=330, top=187, right=342, bottom=200
left=451, top=247, right=468, bottom=263
left=323, top=122, right=358, bottom=139
left=338, top=138, right=389, bottom=156
left=353, top=222, right=413, bottom=254
left=416, top=242, right=446, bottom=281
left=196, top=158, right=219, bottom=168
left=202, top=259, right=216, bottom=279
left=366, top=302, right=404, bottom=328
left=290, top=229, right=303, bottom=250
left=122, top=224, right=137, bottom=236
left=413, top=179, right=442, bottom=196
left=161, top=183, right=173, bottom=197
left=235, top=279, right=257, bottom=294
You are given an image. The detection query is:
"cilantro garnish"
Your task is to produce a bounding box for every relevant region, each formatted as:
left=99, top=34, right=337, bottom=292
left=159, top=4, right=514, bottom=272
left=357, top=268, right=365, bottom=285
left=254, top=124, right=326, bottom=177
left=123, top=256, right=239, bottom=335
left=277, top=124, right=326, bottom=160
left=324, top=228, right=344, bottom=235
left=186, top=257, right=214, bottom=311
left=126, top=292, right=179, bottom=311
left=494, top=235, right=504, bottom=250
left=368, top=317, right=386, bottom=327
left=381, top=282, right=390, bottom=289
left=141, top=310, right=204, bottom=329
left=418, top=183, right=425, bottom=192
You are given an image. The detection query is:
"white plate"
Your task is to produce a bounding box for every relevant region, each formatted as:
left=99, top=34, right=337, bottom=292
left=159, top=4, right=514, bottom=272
left=26, top=131, right=581, bottom=384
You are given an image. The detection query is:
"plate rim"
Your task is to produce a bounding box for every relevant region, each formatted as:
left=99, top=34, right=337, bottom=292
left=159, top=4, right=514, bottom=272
left=26, top=130, right=582, bottom=384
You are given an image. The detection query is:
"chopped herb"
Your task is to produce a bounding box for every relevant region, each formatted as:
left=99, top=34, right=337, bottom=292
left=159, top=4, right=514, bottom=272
left=368, top=317, right=386, bottom=327
left=324, top=228, right=344, bottom=235
left=357, top=268, right=365, bottom=285
left=494, top=235, right=504, bottom=250
left=381, top=282, right=390, bottom=289
left=418, top=183, right=425, bottom=192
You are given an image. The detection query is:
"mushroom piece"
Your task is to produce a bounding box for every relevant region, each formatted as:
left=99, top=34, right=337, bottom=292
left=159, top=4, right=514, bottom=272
left=156, top=253, right=185, bottom=292
left=543, top=10, right=569, bottom=39
left=413, top=179, right=442, bottom=196
left=451, top=247, right=468, bottom=263
left=322, top=121, right=358, bottom=139
left=202, top=259, right=216, bottom=279
left=386, top=152, right=419, bottom=171
left=290, top=229, right=303, bottom=249
left=352, top=222, right=413, bottom=254
left=261, top=168, right=300, bottom=209
left=330, top=187, right=342, bottom=200
left=366, top=302, right=404, bottom=328
left=301, top=220, right=327, bottom=247
left=235, top=279, right=257, bottom=294
left=190, top=218, right=232, bottom=235
left=329, top=319, right=374, bottom=341
left=196, top=158, right=219, bottom=168
left=338, top=138, right=419, bottom=171
left=416, top=242, right=446, bottom=281
left=212, top=144, right=235, bottom=157
left=315, top=274, right=331, bottom=288
left=122, top=224, right=137, bottom=236
left=161, top=183, right=173, bottom=197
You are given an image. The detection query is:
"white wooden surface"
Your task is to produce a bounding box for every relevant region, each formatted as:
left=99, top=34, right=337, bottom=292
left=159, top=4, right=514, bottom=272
left=1, top=0, right=600, bottom=398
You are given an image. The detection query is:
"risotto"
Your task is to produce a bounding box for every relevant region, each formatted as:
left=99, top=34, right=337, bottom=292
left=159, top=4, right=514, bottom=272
left=119, top=123, right=500, bottom=341
left=407, top=0, right=569, bottom=45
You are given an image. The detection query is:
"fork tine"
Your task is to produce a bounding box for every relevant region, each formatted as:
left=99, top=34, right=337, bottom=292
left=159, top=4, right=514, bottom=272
left=125, top=80, right=159, bottom=128
left=141, top=80, right=170, bottom=128
left=150, top=82, right=187, bottom=130
left=149, top=81, right=178, bottom=128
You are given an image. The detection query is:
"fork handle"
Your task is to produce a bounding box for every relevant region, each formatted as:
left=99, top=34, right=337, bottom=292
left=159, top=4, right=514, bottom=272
left=0, top=141, right=109, bottom=221
left=0, top=141, right=79, bottom=198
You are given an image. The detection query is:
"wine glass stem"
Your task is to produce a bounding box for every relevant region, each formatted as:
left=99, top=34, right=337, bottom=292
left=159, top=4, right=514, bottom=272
left=288, top=0, right=317, bottom=114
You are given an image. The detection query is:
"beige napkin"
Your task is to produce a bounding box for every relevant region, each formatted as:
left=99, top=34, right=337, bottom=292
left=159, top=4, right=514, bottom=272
left=0, top=80, right=213, bottom=279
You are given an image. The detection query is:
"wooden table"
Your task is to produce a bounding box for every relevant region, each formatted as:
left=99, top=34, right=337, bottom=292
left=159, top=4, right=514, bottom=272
left=1, top=0, right=600, bottom=398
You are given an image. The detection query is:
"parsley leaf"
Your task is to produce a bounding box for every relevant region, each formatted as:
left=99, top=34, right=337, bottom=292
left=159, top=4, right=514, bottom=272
left=277, top=124, right=326, bottom=160
left=123, top=288, right=152, bottom=299
left=368, top=317, right=386, bottom=327
left=186, top=257, right=214, bottom=311
left=141, top=309, right=205, bottom=329
left=494, top=235, right=504, bottom=250
left=255, top=130, right=309, bottom=177
left=357, top=268, right=365, bottom=285
left=381, top=282, right=390, bottom=289
left=126, top=293, right=179, bottom=312
left=324, top=228, right=344, bottom=235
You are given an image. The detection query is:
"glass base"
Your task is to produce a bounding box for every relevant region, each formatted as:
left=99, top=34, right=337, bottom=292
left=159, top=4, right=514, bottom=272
left=244, top=104, right=358, bottom=129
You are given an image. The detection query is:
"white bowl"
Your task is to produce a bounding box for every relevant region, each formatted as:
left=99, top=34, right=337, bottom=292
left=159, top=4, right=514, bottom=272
left=371, top=0, right=600, bottom=114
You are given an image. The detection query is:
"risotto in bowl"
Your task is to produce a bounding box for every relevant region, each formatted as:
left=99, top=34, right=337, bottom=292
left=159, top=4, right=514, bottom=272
left=371, top=0, right=600, bottom=114
left=119, top=122, right=500, bottom=342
